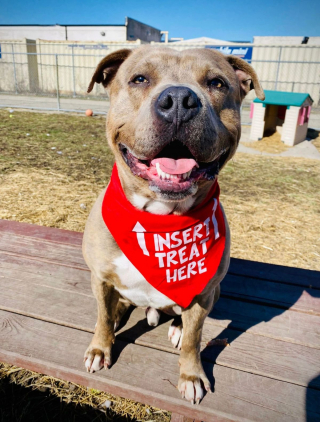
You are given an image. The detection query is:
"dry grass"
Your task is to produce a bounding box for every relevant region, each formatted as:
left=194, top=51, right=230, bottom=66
left=242, top=131, right=289, bottom=153
left=1, top=109, right=320, bottom=419
left=312, top=134, right=320, bottom=152
left=220, top=154, right=320, bottom=270
left=0, top=170, right=101, bottom=231
left=0, top=363, right=169, bottom=422
left=242, top=129, right=320, bottom=155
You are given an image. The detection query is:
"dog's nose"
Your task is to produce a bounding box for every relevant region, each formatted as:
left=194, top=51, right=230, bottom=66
left=155, top=86, right=200, bottom=124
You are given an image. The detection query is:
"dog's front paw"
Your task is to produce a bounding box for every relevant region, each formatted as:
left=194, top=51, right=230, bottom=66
left=84, top=344, right=112, bottom=373
left=178, top=372, right=211, bottom=405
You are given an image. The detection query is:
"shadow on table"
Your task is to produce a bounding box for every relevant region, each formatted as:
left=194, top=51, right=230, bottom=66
left=306, top=374, right=320, bottom=422
left=202, top=260, right=320, bottom=419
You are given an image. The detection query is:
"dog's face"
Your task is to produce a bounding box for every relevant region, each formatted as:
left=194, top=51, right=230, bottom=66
left=88, top=47, right=264, bottom=202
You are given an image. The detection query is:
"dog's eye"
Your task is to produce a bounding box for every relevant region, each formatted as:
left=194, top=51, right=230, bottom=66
left=132, top=75, right=148, bottom=84
left=208, top=78, right=225, bottom=88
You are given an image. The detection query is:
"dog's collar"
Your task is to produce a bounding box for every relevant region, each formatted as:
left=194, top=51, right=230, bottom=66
left=102, top=164, right=226, bottom=308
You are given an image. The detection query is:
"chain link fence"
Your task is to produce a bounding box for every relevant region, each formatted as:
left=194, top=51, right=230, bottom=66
left=0, top=41, right=319, bottom=122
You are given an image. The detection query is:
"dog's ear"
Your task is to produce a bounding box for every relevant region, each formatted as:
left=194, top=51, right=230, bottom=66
left=87, top=49, right=132, bottom=93
left=226, top=55, right=265, bottom=101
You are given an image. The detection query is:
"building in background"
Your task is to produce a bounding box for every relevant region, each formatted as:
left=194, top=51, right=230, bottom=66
left=0, top=30, right=319, bottom=106
left=0, top=17, right=162, bottom=43
left=253, top=36, right=320, bottom=45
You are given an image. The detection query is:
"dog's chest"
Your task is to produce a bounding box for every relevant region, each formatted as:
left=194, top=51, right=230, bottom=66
left=113, top=253, right=175, bottom=308
left=110, top=194, right=196, bottom=308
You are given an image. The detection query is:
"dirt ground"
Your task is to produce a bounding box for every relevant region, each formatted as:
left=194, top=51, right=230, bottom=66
left=1, top=109, right=320, bottom=419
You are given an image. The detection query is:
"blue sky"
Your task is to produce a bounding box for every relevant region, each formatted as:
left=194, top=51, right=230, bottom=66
left=1, top=0, right=319, bottom=41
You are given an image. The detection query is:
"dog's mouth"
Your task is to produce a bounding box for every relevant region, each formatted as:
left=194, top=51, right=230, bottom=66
left=119, top=140, right=229, bottom=195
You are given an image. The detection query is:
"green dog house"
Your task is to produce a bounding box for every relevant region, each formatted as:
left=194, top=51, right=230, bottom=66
left=250, top=90, right=313, bottom=146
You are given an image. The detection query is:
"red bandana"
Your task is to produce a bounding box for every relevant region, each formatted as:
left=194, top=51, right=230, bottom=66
left=102, top=164, right=226, bottom=308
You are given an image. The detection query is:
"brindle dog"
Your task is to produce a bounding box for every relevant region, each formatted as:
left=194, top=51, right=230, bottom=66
left=82, top=46, right=264, bottom=405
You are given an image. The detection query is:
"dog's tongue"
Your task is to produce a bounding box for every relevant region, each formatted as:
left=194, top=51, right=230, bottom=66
left=151, top=158, right=198, bottom=175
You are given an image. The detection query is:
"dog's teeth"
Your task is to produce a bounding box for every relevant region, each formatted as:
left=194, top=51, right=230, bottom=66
left=161, top=171, right=171, bottom=180
left=155, top=163, right=160, bottom=177
left=154, top=163, right=193, bottom=181
left=155, top=164, right=171, bottom=180
left=180, top=171, right=190, bottom=179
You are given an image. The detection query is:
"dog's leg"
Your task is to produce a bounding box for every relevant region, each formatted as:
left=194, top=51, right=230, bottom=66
left=84, top=274, right=119, bottom=373
left=177, top=286, right=220, bottom=405
left=114, top=299, right=131, bottom=331
left=169, top=285, right=220, bottom=352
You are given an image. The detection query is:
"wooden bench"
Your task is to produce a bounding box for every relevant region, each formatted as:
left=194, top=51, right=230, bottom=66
left=0, top=219, right=319, bottom=422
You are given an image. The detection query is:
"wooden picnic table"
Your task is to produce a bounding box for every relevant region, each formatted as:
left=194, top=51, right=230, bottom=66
left=0, top=219, right=319, bottom=421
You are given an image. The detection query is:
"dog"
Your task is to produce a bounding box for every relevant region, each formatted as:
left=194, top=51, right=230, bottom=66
left=82, top=46, right=264, bottom=405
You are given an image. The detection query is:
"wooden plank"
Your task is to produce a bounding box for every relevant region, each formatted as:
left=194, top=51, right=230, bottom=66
left=1, top=233, right=319, bottom=316
left=0, top=254, right=91, bottom=295
left=0, top=232, right=87, bottom=269
left=210, top=297, right=320, bottom=349
left=1, top=274, right=320, bottom=389
left=229, top=258, right=320, bottom=289
left=2, top=219, right=319, bottom=289
left=171, top=414, right=201, bottom=422
left=1, top=310, right=319, bottom=422
left=2, top=255, right=320, bottom=350
left=205, top=330, right=320, bottom=389
left=1, top=221, right=320, bottom=390
left=115, top=309, right=320, bottom=389
left=0, top=219, right=83, bottom=246
left=0, top=274, right=95, bottom=332
left=222, top=274, right=320, bottom=315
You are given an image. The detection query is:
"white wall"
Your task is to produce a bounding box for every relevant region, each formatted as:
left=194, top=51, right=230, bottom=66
left=66, top=26, right=126, bottom=42
left=0, top=26, right=66, bottom=41
left=254, top=36, right=320, bottom=45
left=0, top=25, right=126, bottom=42
left=0, top=40, right=30, bottom=93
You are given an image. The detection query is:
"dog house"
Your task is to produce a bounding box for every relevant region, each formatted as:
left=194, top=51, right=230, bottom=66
left=250, top=90, right=313, bottom=146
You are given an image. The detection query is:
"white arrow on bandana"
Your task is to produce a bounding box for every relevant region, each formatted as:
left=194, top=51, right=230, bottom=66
left=132, top=222, right=150, bottom=256
left=212, top=198, right=220, bottom=240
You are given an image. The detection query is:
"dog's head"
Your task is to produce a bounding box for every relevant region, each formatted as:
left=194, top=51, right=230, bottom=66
left=88, top=46, right=264, bottom=202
